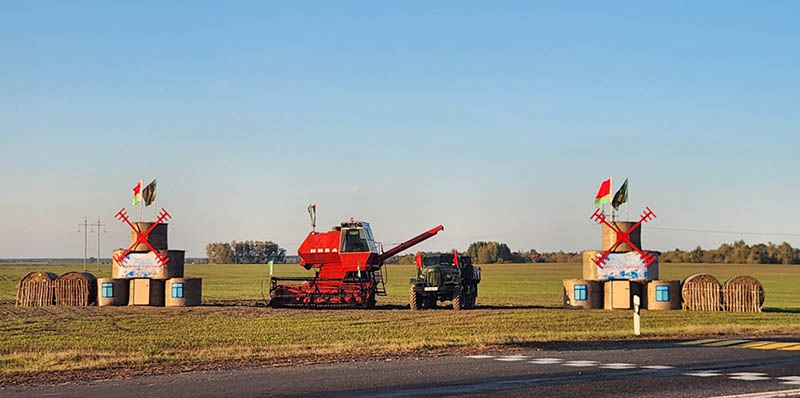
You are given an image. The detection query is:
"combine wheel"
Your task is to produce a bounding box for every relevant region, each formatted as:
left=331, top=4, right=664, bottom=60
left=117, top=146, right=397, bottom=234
left=452, top=287, right=464, bottom=311
left=410, top=287, right=422, bottom=310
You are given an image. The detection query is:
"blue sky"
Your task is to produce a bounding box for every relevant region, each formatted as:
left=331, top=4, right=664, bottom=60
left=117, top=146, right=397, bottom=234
left=1, top=1, right=799, bottom=257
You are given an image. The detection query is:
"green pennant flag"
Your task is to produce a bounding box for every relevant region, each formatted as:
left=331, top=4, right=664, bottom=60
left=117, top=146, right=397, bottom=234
left=612, top=178, right=628, bottom=211
left=142, top=179, right=157, bottom=206
left=268, top=260, right=274, bottom=277
left=307, top=204, right=316, bottom=230
left=357, top=262, right=361, bottom=278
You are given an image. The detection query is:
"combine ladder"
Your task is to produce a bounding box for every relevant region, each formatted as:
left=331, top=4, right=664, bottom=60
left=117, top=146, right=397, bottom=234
left=374, top=266, right=387, bottom=296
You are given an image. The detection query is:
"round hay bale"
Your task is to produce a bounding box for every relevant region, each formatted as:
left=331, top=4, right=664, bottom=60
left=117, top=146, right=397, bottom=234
left=681, top=273, right=722, bottom=311
left=129, top=222, right=168, bottom=252
left=646, top=280, right=681, bottom=310
left=601, top=221, right=642, bottom=253
left=722, top=275, right=764, bottom=312
left=20, top=271, right=58, bottom=283
left=165, top=278, right=203, bottom=307
left=97, top=278, right=130, bottom=306
left=16, top=272, right=57, bottom=307
left=563, top=279, right=602, bottom=309
left=54, top=272, right=97, bottom=306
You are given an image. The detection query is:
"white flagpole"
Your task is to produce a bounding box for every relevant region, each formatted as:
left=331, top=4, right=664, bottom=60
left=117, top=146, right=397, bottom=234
left=627, top=180, right=630, bottom=221
left=609, top=177, right=614, bottom=222
left=153, top=181, right=157, bottom=222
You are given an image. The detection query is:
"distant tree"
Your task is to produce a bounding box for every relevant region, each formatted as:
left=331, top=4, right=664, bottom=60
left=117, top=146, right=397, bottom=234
left=230, top=240, right=285, bottom=264
left=206, top=242, right=234, bottom=264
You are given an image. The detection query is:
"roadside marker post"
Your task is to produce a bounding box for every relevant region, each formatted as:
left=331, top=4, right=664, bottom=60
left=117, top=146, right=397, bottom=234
left=633, top=295, right=641, bottom=336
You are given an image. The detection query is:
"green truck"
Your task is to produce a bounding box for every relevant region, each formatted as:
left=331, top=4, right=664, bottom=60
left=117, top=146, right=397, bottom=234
left=409, top=253, right=481, bottom=311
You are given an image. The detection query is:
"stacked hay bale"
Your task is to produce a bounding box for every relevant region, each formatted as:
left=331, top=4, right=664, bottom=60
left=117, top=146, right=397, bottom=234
left=16, top=272, right=57, bottom=307
left=564, top=218, right=679, bottom=310
left=54, top=272, right=97, bottom=306
left=165, top=278, right=203, bottom=307
left=563, top=279, right=603, bottom=309
left=104, top=221, right=201, bottom=307
left=97, top=278, right=129, bottom=306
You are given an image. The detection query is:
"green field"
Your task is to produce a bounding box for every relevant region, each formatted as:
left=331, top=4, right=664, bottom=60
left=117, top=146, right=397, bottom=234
left=1, top=262, right=799, bottom=380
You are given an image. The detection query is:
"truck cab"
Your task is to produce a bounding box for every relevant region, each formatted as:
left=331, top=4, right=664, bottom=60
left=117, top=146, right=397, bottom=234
left=410, top=252, right=481, bottom=311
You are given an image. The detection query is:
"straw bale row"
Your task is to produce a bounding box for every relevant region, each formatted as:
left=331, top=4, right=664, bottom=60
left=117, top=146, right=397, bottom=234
left=681, top=273, right=764, bottom=312
left=16, top=272, right=97, bottom=307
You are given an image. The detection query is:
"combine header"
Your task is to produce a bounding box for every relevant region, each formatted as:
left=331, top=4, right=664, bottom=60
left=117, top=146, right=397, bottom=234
left=269, top=218, right=444, bottom=308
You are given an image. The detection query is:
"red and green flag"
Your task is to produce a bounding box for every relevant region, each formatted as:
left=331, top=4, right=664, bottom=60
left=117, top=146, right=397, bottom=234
left=132, top=179, right=143, bottom=206
left=594, top=178, right=612, bottom=208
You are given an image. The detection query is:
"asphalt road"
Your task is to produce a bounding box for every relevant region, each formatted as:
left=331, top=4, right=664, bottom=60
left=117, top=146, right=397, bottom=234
left=5, top=339, right=800, bottom=398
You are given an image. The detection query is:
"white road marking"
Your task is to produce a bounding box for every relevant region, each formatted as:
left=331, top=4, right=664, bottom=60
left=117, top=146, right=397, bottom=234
left=600, top=363, right=637, bottom=369
left=778, top=376, right=800, bottom=385
left=707, top=388, right=800, bottom=398
left=729, top=372, right=771, bottom=381
left=563, top=360, right=600, bottom=367
left=495, top=355, right=530, bottom=362
left=641, top=365, right=675, bottom=370
left=465, top=355, right=494, bottom=359
left=684, top=371, right=723, bottom=377
left=528, top=358, right=564, bottom=364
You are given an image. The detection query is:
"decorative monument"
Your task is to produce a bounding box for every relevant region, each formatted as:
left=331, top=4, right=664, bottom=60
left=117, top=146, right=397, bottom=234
left=563, top=178, right=764, bottom=312
left=563, top=178, right=680, bottom=310
left=99, top=179, right=202, bottom=307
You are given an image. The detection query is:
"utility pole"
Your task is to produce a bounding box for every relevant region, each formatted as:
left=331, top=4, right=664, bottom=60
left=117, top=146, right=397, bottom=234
left=78, top=217, right=106, bottom=272
left=96, top=217, right=105, bottom=271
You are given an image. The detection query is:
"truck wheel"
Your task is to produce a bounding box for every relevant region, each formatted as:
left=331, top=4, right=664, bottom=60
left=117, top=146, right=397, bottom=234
left=469, top=284, right=478, bottom=308
left=410, top=287, right=421, bottom=311
left=452, top=288, right=464, bottom=311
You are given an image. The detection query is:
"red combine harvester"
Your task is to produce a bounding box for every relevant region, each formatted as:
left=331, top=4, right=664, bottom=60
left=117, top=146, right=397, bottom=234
left=269, top=219, right=444, bottom=308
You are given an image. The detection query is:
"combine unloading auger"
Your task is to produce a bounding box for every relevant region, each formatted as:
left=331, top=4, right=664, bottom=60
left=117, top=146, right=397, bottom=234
left=268, top=220, right=444, bottom=309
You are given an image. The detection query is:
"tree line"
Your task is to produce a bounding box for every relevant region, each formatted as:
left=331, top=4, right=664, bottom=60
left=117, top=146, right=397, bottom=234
left=205, top=241, right=286, bottom=264
left=203, top=239, right=800, bottom=265
left=661, top=241, right=799, bottom=264
left=385, top=240, right=800, bottom=265
left=383, top=241, right=581, bottom=264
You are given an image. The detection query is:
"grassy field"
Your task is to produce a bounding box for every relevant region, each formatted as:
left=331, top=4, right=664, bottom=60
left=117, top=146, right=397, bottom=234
left=1, top=262, right=799, bottom=380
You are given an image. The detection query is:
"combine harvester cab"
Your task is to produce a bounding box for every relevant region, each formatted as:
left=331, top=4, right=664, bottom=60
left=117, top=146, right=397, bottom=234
left=270, top=220, right=444, bottom=308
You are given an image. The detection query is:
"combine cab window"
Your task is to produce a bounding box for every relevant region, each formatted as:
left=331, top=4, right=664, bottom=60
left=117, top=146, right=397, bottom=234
left=343, top=229, right=370, bottom=252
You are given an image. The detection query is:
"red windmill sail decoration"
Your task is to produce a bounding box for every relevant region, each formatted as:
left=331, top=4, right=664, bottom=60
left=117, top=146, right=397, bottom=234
left=589, top=206, right=657, bottom=269
left=113, top=207, right=172, bottom=266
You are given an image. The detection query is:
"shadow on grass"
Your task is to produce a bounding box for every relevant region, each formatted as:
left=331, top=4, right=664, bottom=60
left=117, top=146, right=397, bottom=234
left=201, top=300, right=558, bottom=310
left=762, top=307, right=800, bottom=314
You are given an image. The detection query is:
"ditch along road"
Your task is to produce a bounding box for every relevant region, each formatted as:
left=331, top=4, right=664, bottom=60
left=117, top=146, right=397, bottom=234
left=6, top=338, right=800, bottom=398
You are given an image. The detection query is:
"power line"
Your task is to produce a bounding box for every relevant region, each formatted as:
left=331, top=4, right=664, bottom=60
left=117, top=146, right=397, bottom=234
left=649, top=226, right=800, bottom=237
left=77, top=217, right=106, bottom=272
